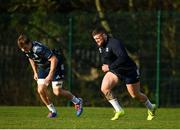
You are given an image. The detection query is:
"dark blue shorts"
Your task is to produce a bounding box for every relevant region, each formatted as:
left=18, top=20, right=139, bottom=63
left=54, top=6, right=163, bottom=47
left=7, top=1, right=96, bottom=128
left=110, top=68, right=140, bottom=84
left=38, top=63, right=64, bottom=81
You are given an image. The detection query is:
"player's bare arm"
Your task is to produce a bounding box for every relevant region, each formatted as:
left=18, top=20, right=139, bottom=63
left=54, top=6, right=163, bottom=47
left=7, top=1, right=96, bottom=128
left=29, top=58, right=38, bottom=80
left=45, top=55, right=58, bottom=84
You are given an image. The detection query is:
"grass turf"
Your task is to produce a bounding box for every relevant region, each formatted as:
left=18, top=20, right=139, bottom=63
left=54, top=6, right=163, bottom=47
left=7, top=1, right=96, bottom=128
left=0, top=106, right=179, bottom=129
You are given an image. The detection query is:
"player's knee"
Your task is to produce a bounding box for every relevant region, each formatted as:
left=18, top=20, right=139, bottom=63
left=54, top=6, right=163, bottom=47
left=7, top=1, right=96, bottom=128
left=37, top=87, right=44, bottom=95
left=101, top=87, right=105, bottom=93
left=131, top=94, right=137, bottom=99
left=101, top=87, right=111, bottom=94
left=53, top=88, right=62, bottom=96
left=53, top=91, right=59, bottom=96
left=53, top=90, right=61, bottom=96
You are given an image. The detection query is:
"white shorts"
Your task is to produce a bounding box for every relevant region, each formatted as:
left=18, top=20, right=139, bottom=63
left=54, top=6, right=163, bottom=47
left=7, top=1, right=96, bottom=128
left=37, top=79, right=63, bottom=88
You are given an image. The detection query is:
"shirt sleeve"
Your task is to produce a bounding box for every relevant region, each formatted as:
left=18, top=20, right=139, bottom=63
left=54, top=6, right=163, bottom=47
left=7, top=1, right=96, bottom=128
left=109, top=40, right=129, bottom=70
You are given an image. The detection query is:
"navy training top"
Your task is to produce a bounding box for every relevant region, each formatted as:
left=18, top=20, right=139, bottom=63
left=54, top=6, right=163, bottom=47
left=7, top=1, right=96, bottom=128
left=24, top=41, right=58, bottom=68
left=98, top=37, right=137, bottom=72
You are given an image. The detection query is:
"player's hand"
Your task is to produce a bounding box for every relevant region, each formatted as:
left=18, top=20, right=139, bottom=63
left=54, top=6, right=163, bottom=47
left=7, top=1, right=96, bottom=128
left=102, top=64, right=109, bottom=72
left=45, top=74, right=53, bottom=86
left=34, top=73, right=38, bottom=81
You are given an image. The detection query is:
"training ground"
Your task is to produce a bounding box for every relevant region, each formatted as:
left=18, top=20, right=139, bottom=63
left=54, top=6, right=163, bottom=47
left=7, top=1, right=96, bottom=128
left=0, top=106, right=179, bottom=129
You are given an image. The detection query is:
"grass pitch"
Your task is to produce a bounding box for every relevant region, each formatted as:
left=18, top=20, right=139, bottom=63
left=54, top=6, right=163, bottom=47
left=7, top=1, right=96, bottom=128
left=0, top=106, right=179, bottom=129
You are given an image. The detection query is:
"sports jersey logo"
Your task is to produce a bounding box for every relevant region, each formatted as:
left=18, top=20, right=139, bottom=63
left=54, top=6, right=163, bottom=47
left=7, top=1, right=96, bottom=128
left=106, top=47, right=109, bottom=52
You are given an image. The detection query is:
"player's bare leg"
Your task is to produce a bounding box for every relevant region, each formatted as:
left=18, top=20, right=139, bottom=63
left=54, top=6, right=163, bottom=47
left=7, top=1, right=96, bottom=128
left=52, top=85, right=83, bottom=117
left=37, top=85, right=51, bottom=105
left=126, top=82, right=157, bottom=120
left=126, top=82, right=147, bottom=102
left=101, top=72, right=125, bottom=120
left=53, top=87, right=73, bottom=99
left=37, top=83, right=57, bottom=118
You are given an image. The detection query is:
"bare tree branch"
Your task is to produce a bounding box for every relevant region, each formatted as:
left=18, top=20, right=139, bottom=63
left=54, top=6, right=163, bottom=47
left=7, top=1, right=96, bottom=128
left=95, top=0, right=112, bottom=36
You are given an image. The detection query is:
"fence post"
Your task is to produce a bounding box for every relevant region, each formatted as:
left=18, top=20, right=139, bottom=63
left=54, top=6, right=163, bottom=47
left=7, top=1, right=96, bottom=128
left=67, top=16, right=72, bottom=106
left=156, top=10, right=161, bottom=107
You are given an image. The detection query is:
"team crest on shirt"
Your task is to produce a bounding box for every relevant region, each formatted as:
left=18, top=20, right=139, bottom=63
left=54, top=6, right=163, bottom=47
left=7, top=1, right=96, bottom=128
left=106, top=47, right=109, bottom=52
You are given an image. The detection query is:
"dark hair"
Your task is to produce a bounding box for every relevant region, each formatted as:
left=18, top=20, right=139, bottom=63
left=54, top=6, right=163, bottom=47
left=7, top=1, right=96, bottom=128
left=91, top=27, right=107, bottom=36
left=17, top=34, right=31, bottom=48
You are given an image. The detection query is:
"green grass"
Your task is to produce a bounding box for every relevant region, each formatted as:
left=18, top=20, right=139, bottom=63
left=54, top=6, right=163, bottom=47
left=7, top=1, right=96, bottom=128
left=0, top=106, right=180, bottom=129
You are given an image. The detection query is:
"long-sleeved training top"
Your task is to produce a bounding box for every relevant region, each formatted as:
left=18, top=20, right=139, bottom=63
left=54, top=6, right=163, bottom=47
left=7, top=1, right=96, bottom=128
left=23, top=41, right=61, bottom=68
left=98, top=37, right=137, bottom=72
